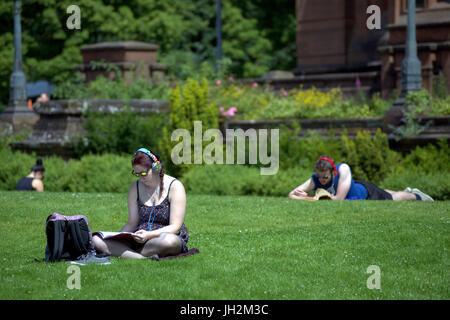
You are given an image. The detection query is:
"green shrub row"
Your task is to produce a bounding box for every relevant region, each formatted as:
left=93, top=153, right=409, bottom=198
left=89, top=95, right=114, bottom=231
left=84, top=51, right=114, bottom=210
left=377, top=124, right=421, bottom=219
left=181, top=163, right=449, bottom=200
left=181, top=164, right=312, bottom=197
left=73, top=110, right=169, bottom=157
left=380, top=170, right=450, bottom=201
left=1, top=139, right=449, bottom=200
left=278, top=125, right=400, bottom=185
left=0, top=150, right=136, bottom=193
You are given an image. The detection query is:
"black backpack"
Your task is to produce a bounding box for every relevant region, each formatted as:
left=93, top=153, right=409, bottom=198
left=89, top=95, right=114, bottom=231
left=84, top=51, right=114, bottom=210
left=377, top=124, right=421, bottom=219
left=45, top=213, right=94, bottom=262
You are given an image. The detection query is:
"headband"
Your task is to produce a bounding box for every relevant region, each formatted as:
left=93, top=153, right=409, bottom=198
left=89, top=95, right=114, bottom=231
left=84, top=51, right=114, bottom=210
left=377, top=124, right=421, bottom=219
left=318, top=157, right=337, bottom=176
left=135, top=148, right=162, bottom=171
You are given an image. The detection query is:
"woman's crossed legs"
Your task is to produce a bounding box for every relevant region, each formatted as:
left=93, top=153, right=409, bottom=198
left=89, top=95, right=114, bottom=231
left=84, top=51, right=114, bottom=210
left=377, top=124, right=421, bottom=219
left=93, top=232, right=182, bottom=259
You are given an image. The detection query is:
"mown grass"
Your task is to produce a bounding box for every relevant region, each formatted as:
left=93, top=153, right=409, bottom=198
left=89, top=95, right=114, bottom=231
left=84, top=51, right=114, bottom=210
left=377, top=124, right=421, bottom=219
left=0, top=191, right=448, bottom=300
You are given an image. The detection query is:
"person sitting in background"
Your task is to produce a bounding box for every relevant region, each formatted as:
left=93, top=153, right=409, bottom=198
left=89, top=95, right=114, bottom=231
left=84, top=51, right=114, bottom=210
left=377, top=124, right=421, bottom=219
left=36, top=93, right=49, bottom=103
left=288, top=155, right=434, bottom=201
left=16, top=159, right=45, bottom=192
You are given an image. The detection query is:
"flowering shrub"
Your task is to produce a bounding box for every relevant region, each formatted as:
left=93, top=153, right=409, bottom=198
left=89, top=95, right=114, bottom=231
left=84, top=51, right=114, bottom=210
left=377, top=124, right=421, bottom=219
left=210, top=81, right=392, bottom=120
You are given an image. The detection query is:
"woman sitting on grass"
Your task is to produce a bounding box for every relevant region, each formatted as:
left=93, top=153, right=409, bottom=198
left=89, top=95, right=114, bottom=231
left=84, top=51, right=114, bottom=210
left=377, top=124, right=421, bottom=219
left=93, top=147, right=190, bottom=259
left=16, top=159, right=45, bottom=192
left=288, top=155, right=434, bottom=201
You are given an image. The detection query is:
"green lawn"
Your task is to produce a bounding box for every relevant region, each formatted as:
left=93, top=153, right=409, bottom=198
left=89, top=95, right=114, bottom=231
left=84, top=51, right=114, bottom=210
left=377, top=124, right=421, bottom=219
left=0, top=191, right=448, bottom=300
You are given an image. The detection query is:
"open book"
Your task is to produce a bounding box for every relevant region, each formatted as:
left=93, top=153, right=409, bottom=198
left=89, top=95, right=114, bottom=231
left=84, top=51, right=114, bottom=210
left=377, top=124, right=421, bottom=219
left=92, top=231, right=135, bottom=240
left=301, top=188, right=333, bottom=201
left=315, top=188, right=332, bottom=200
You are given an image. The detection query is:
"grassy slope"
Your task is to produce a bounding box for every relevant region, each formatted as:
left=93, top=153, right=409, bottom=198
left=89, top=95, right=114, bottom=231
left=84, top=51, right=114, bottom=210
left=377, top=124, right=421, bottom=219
left=0, top=191, right=448, bottom=300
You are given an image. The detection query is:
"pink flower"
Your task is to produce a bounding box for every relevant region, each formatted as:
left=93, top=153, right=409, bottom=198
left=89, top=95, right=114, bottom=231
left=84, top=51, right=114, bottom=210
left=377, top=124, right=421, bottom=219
left=252, top=82, right=258, bottom=88
left=228, top=106, right=237, bottom=115
left=220, top=106, right=237, bottom=117
left=228, top=76, right=234, bottom=82
left=216, top=79, right=221, bottom=85
left=282, top=90, right=288, bottom=96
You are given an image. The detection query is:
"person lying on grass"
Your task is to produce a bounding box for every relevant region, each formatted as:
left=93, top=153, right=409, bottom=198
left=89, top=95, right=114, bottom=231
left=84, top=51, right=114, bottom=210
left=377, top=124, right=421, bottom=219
left=288, top=155, right=434, bottom=201
left=93, top=147, right=190, bottom=259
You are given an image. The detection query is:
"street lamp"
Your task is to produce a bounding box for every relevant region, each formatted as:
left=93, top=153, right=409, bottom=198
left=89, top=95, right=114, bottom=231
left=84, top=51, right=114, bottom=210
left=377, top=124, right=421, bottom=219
left=0, top=0, right=38, bottom=132
left=400, top=0, right=422, bottom=95
left=384, top=0, right=422, bottom=131
left=216, top=0, right=222, bottom=74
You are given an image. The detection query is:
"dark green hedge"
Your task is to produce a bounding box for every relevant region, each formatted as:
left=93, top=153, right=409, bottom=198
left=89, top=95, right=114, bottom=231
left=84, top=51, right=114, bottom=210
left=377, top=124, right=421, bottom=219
left=1, top=133, right=448, bottom=199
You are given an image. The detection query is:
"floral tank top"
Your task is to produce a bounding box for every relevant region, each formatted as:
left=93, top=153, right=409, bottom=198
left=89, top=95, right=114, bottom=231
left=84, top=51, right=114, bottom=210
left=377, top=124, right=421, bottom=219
left=136, top=179, right=189, bottom=252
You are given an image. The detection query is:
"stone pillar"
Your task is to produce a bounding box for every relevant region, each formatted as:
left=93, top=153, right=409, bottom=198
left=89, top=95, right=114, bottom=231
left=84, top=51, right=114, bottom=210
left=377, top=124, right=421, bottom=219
left=76, top=41, right=166, bottom=85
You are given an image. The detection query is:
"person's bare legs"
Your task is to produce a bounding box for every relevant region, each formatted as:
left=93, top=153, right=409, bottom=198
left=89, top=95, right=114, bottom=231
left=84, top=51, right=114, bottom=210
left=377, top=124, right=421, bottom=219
left=385, top=190, right=417, bottom=201
left=93, top=235, right=146, bottom=259
left=138, top=232, right=182, bottom=258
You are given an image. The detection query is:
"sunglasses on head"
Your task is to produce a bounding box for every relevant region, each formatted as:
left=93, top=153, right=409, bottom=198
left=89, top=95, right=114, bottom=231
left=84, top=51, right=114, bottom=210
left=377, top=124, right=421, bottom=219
left=131, top=169, right=150, bottom=177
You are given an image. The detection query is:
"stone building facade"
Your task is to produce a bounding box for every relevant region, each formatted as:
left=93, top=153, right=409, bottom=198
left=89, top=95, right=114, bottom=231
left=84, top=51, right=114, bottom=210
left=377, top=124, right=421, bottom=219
left=295, top=0, right=450, bottom=98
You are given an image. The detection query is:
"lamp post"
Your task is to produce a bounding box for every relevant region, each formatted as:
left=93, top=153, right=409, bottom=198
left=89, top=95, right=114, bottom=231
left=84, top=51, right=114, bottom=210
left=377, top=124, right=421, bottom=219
left=216, top=0, right=222, bottom=74
left=384, top=0, right=422, bottom=132
left=0, top=0, right=38, bottom=132
left=400, top=0, right=422, bottom=95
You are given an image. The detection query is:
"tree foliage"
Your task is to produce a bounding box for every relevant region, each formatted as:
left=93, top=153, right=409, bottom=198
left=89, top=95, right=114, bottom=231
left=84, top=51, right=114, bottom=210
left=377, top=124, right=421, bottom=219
left=0, top=0, right=296, bottom=105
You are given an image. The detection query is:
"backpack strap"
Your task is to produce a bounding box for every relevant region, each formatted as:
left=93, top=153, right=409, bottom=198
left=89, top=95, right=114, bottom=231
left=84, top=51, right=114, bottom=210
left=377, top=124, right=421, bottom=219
left=51, top=221, right=66, bottom=262
left=68, top=220, right=89, bottom=255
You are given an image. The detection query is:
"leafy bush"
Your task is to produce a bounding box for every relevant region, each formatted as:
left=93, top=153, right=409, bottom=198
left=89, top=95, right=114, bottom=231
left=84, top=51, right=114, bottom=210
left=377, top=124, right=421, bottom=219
left=73, top=110, right=169, bottom=158
left=340, top=129, right=401, bottom=185
left=0, top=148, right=135, bottom=193
left=381, top=170, right=450, bottom=200
left=389, top=90, right=449, bottom=140
left=399, top=139, right=450, bottom=174
left=0, top=149, right=38, bottom=191
left=432, top=74, right=449, bottom=100
left=278, top=125, right=399, bottom=185
left=52, top=73, right=170, bottom=101
left=210, top=83, right=393, bottom=121
left=181, top=164, right=311, bottom=197
left=406, top=89, right=450, bottom=116
left=278, top=123, right=342, bottom=170
left=159, top=78, right=219, bottom=176
left=54, top=154, right=135, bottom=193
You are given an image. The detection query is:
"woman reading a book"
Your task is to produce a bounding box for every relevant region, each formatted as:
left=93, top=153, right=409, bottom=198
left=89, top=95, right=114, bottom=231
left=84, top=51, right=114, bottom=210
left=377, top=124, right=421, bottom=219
left=92, top=147, right=190, bottom=259
left=288, top=155, right=433, bottom=201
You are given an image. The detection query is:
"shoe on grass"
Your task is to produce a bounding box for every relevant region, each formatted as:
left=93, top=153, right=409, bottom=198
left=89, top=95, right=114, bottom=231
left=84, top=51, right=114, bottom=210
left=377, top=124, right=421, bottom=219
left=411, top=188, right=434, bottom=201
left=403, top=187, right=412, bottom=193
left=69, top=252, right=111, bottom=265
